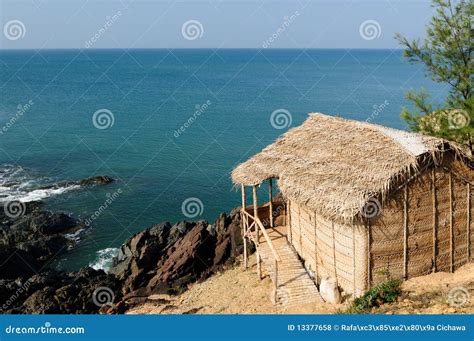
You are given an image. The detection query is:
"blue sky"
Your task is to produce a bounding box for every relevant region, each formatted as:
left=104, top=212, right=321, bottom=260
left=0, top=0, right=433, bottom=49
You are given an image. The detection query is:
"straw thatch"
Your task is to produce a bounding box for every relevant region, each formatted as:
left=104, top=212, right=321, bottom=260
left=232, top=113, right=472, bottom=223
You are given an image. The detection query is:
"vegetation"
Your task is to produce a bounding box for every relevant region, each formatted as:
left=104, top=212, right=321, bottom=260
left=342, top=279, right=402, bottom=314
left=395, top=0, right=473, bottom=153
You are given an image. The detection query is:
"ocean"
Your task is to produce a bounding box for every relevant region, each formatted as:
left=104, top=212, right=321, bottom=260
left=0, top=49, right=446, bottom=271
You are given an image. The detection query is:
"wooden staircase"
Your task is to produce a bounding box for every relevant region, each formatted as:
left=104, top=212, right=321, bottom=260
left=257, top=226, right=323, bottom=306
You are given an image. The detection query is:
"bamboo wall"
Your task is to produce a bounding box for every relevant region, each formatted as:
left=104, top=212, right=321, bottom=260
left=370, top=158, right=473, bottom=286
left=287, top=157, right=472, bottom=296
left=288, top=201, right=367, bottom=296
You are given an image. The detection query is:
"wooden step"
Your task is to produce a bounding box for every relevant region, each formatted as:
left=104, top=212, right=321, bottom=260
left=256, top=226, right=323, bottom=306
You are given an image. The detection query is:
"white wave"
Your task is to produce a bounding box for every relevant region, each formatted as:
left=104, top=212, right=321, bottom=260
left=0, top=185, right=80, bottom=203
left=89, top=248, right=119, bottom=272
left=64, top=228, right=85, bottom=243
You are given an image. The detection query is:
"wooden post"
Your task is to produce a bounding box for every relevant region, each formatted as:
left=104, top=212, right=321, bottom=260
left=403, top=185, right=409, bottom=280
left=352, top=224, right=357, bottom=297
left=331, top=221, right=338, bottom=281
left=253, top=185, right=261, bottom=279
left=432, top=168, right=437, bottom=272
left=313, top=212, right=319, bottom=283
left=268, top=178, right=274, bottom=228
left=449, top=173, right=454, bottom=273
left=367, top=220, right=371, bottom=289
left=241, top=184, right=248, bottom=270
left=467, top=184, right=471, bottom=262
left=273, top=259, right=278, bottom=304
left=287, top=200, right=292, bottom=243
left=298, top=205, right=303, bottom=254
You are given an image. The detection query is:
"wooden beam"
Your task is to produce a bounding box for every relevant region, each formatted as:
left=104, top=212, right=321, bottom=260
left=298, top=205, right=303, bottom=254
left=432, top=168, right=437, bottom=272
left=241, top=184, right=248, bottom=270
left=287, top=200, right=292, bottom=244
left=253, top=185, right=261, bottom=279
left=352, top=224, right=357, bottom=297
left=449, top=173, right=454, bottom=273
left=331, top=221, right=338, bottom=281
left=467, top=184, right=471, bottom=262
left=367, top=220, right=371, bottom=289
left=313, top=212, right=319, bottom=283
left=403, top=185, right=408, bottom=280
left=268, top=178, right=274, bottom=228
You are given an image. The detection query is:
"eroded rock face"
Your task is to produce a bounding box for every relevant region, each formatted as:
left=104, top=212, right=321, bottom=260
left=0, top=268, right=122, bottom=314
left=110, top=209, right=243, bottom=297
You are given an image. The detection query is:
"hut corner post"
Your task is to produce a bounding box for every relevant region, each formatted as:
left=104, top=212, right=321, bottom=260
left=253, top=185, right=262, bottom=280
left=268, top=178, right=274, bottom=228
left=241, top=184, right=248, bottom=270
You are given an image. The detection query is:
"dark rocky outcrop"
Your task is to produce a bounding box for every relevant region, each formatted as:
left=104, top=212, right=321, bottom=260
left=40, top=175, right=114, bottom=190
left=109, top=208, right=243, bottom=299
left=0, top=268, right=122, bottom=314
left=0, top=201, right=85, bottom=279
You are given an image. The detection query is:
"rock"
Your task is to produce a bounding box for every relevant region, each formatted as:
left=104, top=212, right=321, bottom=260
left=320, top=277, right=341, bottom=304
left=40, top=175, right=114, bottom=190
left=1, top=268, right=122, bottom=314
left=0, top=202, right=85, bottom=279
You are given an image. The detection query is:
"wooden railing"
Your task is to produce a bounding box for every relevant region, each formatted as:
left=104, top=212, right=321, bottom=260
left=241, top=208, right=281, bottom=303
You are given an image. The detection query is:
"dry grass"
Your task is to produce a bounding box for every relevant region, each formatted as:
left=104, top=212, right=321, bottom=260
left=231, top=113, right=469, bottom=223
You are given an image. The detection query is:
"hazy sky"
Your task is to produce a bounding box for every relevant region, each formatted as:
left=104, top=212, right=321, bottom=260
left=0, top=0, right=433, bottom=49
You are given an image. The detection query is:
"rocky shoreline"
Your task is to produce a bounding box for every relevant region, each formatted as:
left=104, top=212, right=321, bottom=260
left=0, top=176, right=246, bottom=314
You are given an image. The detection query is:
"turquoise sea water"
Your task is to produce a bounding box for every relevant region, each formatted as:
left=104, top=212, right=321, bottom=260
left=0, top=49, right=446, bottom=270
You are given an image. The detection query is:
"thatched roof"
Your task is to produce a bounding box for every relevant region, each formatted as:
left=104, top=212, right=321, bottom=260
left=232, top=113, right=471, bottom=222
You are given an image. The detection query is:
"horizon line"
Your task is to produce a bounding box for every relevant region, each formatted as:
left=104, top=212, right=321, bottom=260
left=0, top=47, right=405, bottom=51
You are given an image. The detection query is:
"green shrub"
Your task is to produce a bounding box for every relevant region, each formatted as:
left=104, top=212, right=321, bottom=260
left=342, top=279, right=402, bottom=314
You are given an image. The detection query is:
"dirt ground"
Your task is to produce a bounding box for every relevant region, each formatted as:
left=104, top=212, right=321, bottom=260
left=127, top=255, right=473, bottom=315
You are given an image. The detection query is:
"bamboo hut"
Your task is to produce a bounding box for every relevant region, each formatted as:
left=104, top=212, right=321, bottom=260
left=232, top=113, right=473, bottom=303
